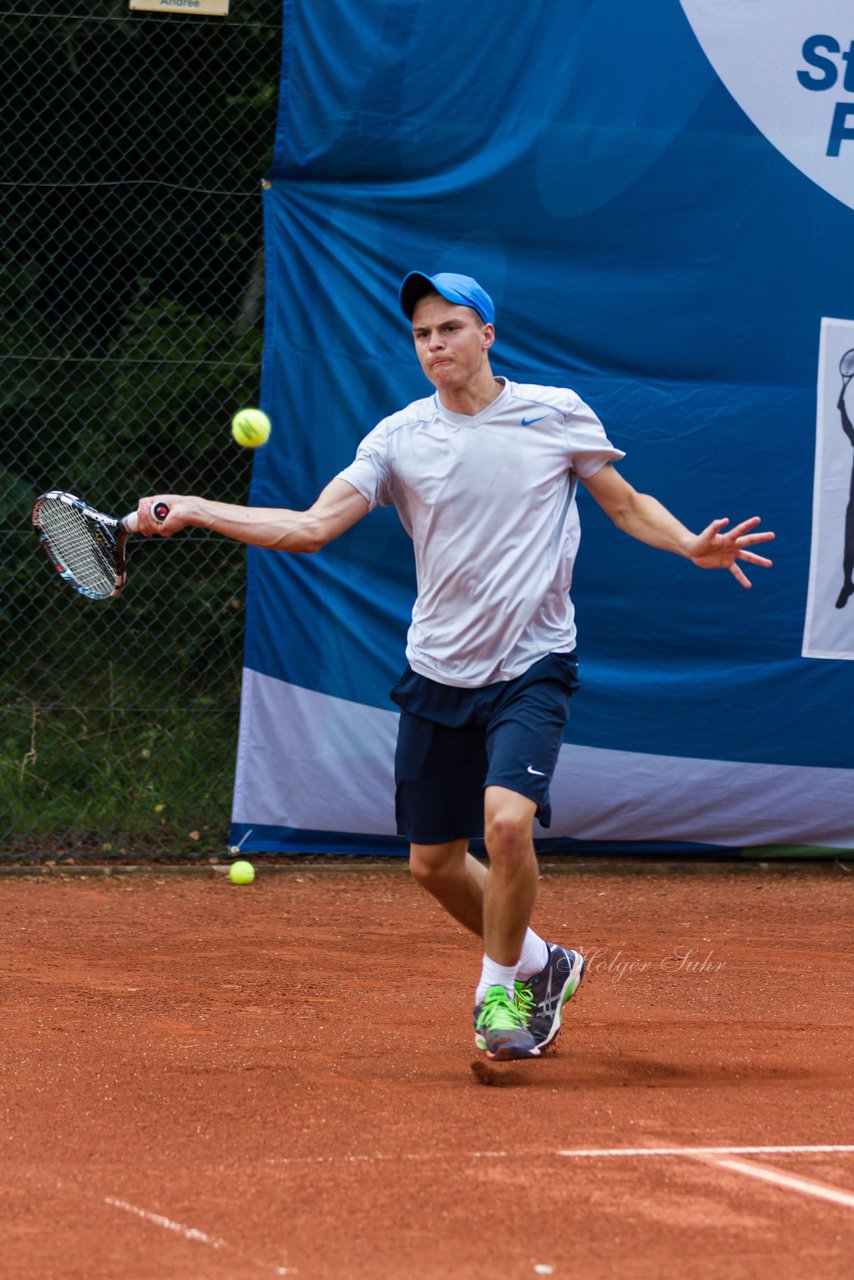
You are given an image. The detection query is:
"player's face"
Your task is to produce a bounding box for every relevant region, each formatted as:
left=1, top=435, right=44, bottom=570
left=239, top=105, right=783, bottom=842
left=410, top=294, right=494, bottom=393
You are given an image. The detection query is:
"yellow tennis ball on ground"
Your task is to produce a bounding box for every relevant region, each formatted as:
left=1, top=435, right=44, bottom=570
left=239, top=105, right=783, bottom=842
left=229, top=860, right=255, bottom=885
left=231, top=408, right=271, bottom=448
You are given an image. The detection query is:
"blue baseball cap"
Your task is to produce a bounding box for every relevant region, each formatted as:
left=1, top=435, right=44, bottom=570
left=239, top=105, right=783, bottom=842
left=399, top=271, right=495, bottom=326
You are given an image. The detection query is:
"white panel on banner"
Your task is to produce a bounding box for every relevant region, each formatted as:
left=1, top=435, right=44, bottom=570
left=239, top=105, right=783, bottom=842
left=233, top=675, right=854, bottom=851
left=804, top=318, right=854, bottom=658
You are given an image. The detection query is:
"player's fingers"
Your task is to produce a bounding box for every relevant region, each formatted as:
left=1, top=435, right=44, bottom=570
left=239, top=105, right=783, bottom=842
left=727, top=515, right=762, bottom=537
left=696, top=517, right=730, bottom=546
left=735, top=529, right=775, bottom=546
left=133, top=501, right=152, bottom=535
left=729, top=562, right=752, bottom=588
left=142, top=501, right=161, bottom=536
left=738, top=550, right=773, bottom=567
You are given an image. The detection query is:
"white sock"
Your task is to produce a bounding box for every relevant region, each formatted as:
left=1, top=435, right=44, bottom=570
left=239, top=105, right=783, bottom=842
left=516, top=929, right=549, bottom=980
left=475, top=955, right=519, bottom=1004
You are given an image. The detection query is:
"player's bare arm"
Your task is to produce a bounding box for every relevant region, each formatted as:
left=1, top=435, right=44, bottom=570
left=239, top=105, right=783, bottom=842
left=135, top=477, right=370, bottom=552
left=582, top=462, right=775, bottom=589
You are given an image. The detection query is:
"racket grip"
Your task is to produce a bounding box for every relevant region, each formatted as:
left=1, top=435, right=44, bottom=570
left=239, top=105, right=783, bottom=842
left=123, top=503, right=170, bottom=533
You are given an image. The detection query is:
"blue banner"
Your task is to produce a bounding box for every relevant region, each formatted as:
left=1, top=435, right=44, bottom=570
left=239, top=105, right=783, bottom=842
left=231, top=0, right=854, bottom=855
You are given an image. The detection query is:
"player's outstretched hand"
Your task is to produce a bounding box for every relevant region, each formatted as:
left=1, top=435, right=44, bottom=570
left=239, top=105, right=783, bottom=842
left=688, top=516, right=775, bottom=588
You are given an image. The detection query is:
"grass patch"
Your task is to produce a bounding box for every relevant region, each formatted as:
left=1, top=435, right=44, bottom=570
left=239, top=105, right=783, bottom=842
left=2, top=697, right=238, bottom=854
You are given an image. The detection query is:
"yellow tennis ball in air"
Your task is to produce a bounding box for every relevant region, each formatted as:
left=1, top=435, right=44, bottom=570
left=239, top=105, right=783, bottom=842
left=231, top=408, right=271, bottom=448
left=229, top=860, right=255, bottom=885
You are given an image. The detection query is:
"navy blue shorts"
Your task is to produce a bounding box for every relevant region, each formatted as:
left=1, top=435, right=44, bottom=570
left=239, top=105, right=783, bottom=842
left=391, top=652, right=579, bottom=845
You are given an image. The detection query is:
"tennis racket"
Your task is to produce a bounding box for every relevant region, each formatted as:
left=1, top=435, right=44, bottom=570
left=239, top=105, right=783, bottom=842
left=840, top=349, right=854, bottom=391
left=31, top=490, right=169, bottom=601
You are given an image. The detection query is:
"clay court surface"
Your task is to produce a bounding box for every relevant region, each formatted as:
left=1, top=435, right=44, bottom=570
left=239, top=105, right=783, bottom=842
left=1, top=858, right=852, bottom=1279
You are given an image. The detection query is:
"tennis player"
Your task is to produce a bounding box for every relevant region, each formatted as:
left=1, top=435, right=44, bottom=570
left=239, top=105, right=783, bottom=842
left=137, top=270, right=774, bottom=1061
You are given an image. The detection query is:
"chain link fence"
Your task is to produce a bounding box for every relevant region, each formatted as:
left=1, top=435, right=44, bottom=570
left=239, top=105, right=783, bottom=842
left=1, top=1, right=282, bottom=857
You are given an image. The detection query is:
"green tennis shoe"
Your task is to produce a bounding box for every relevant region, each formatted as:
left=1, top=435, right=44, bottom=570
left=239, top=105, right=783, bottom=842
left=473, top=984, right=541, bottom=1060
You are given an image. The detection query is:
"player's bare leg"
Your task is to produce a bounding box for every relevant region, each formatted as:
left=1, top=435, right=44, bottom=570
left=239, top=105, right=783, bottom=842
left=408, top=791, right=540, bottom=962
left=410, top=832, right=551, bottom=968
left=482, top=786, right=539, bottom=965
left=409, top=839, right=486, bottom=936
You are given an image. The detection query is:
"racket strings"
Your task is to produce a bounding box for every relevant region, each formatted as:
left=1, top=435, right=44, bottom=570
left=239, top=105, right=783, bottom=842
left=38, top=501, right=118, bottom=598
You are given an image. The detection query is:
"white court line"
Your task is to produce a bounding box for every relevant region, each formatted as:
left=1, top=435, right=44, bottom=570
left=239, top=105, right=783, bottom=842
left=701, top=1157, right=854, bottom=1211
left=556, top=1145, right=854, bottom=1159
left=269, top=1144, right=854, bottom=1218
left=267, top=1143, right=854, bottom=1212
left=549, top=1144, right=854, bottom=1214
left=105, top=1197, right=292, bottom=1275
left=104, top=1199, right=228, bottom=1249
left=266, top=1149, right=510, bottom=1165
left=268, top=1143, right=854, bottom=1167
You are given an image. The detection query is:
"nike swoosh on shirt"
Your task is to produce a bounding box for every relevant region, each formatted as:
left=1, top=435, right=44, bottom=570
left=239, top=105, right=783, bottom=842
left=527, top=765, right=546, bottom=776
left=521, top=414, right=547, bottom=427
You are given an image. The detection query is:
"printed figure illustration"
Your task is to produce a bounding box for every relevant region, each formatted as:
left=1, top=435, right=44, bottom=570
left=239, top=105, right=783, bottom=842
left=836, top=349, right=854, bottom=608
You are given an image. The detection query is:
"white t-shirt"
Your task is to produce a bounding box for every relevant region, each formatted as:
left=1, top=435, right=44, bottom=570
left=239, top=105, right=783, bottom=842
left=336, top=377, right=624, bottom=688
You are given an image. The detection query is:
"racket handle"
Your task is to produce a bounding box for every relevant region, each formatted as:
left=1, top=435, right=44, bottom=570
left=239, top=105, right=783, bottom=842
left=123, top=503, right=170, bottom=534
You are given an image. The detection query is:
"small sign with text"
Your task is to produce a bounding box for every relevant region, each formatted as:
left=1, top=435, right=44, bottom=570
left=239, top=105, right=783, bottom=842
left=129, top=1, right=229, bottom=16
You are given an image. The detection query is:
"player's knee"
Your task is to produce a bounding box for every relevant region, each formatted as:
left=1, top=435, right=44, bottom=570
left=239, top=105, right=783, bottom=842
left=408, top=846, right=433, bottom=888
left=484, top=803, right=534, bottom=862
left=408, top=841, right=464, bottom=889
